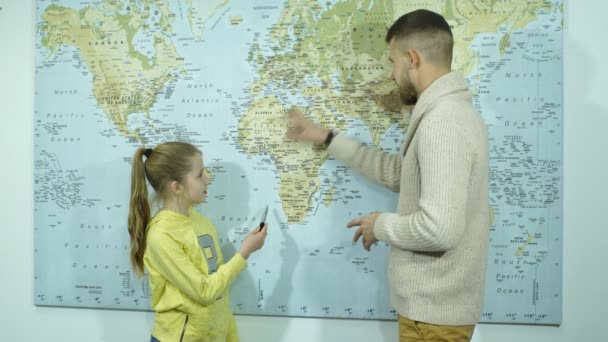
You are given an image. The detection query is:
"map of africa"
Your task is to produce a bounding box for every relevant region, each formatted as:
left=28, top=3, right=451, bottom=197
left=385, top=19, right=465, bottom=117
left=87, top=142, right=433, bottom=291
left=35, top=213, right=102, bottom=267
left=34, top=0, right=563, bottom=324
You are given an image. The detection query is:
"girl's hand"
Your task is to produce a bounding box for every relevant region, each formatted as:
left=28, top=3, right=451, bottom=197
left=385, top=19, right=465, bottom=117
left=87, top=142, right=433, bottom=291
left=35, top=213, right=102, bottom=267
left=239, top=225, right=268, bottom=260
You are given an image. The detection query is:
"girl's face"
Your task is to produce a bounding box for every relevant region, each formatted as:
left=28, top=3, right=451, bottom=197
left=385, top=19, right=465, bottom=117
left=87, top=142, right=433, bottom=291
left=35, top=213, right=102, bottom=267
left=181, top=153, right=210, bottom=205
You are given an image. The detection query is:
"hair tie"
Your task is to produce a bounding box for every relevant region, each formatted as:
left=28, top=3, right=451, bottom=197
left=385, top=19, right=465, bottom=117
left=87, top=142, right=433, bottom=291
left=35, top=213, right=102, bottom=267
left=144, top=148, right=153, bottom=158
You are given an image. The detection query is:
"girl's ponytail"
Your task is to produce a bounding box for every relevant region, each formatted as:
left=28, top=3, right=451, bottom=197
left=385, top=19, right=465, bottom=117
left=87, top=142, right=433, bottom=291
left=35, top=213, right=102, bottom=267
left=128, top=147, right=150, bottom=277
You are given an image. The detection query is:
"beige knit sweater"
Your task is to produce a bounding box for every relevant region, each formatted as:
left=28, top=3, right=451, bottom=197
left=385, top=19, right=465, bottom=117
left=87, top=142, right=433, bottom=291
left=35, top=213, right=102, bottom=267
left=328, top=71, right=490, bottom=325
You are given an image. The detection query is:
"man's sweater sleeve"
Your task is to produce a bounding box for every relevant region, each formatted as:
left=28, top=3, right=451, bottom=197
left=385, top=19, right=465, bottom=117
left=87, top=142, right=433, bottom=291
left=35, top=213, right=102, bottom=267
left=373, top=117, right=474, bottom=252
left=328, top=135, right=402, bottom=192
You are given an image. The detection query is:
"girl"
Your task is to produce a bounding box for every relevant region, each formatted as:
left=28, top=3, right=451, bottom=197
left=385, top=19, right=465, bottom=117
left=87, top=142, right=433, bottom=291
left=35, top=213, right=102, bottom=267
left=128, top=141, right=268, bottom=342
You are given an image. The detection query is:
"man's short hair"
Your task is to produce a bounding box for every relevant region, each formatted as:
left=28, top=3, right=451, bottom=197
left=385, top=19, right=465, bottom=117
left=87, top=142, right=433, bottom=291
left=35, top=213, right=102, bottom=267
left=385, top=9, right=454, bottom=67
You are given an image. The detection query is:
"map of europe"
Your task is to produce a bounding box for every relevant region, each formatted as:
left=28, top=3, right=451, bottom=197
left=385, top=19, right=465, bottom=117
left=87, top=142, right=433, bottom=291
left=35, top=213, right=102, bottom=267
left=34, top=0, right=563, bottom=324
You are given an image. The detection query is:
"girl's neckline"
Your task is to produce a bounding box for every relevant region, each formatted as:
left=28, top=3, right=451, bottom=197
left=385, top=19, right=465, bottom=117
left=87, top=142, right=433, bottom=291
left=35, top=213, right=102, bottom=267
left=158, top=208, right=192, bottom=220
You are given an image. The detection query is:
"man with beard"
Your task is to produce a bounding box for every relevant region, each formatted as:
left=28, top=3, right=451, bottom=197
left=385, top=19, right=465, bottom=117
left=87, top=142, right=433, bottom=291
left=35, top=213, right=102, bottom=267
left=287, top=9, right=490, bottom=342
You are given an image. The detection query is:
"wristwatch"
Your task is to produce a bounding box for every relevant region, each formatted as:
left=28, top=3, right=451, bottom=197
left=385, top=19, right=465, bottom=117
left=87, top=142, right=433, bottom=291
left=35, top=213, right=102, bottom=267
left=324, top=130, right=335, bottom=148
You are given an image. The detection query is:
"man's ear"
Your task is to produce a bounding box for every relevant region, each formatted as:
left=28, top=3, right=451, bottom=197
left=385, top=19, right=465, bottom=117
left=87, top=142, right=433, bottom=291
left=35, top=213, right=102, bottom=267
left=406, top=48, right=421, bottom=68
left=168, top=180, right=182, bottom=194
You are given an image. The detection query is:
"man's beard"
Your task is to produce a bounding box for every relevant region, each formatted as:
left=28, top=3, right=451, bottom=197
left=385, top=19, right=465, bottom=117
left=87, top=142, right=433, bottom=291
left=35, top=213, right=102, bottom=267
left=398, top=78, right=418, bottom=105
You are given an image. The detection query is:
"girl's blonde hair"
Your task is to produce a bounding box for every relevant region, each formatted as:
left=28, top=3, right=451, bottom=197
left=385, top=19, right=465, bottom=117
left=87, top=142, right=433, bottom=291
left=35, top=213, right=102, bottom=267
left=128, top=141, right=201, bottom=276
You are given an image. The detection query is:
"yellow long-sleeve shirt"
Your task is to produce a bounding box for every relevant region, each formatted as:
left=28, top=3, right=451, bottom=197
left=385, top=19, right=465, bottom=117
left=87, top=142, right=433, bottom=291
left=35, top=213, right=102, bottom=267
left=144, top=208, right=247, bottom=342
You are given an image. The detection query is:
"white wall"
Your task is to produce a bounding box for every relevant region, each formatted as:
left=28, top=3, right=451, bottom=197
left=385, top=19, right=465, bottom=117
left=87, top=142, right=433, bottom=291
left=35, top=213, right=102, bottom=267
left=1, top=1, right=606, bottom=341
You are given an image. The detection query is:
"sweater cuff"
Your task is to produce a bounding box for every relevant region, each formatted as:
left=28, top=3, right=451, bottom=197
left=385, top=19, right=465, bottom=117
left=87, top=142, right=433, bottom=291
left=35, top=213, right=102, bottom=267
left=227, top=253, right=248, bottom=273
left=327, top=135, right=360, bottom=163
left=373, top=212, right=394, bottom=244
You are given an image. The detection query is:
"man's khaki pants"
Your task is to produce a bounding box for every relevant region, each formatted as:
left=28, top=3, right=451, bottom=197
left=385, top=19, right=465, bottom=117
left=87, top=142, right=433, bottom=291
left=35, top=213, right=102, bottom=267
left=398, top=315, right=475, bottom=342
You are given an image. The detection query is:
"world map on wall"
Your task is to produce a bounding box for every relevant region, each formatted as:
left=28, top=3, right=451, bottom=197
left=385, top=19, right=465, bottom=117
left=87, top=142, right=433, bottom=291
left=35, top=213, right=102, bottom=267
left=34, top=0, right=563, bottom=324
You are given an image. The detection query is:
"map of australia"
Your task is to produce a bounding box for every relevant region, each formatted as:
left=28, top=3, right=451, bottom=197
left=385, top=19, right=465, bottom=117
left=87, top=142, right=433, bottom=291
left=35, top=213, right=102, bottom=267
left=34, top=0, right=563, bottom=324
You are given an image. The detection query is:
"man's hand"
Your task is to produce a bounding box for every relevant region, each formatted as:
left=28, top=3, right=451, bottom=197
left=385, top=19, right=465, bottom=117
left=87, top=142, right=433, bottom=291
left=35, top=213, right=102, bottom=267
left=347, top=212, right=381, bottom=251
left=287, top=107, right=330, bottom=144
